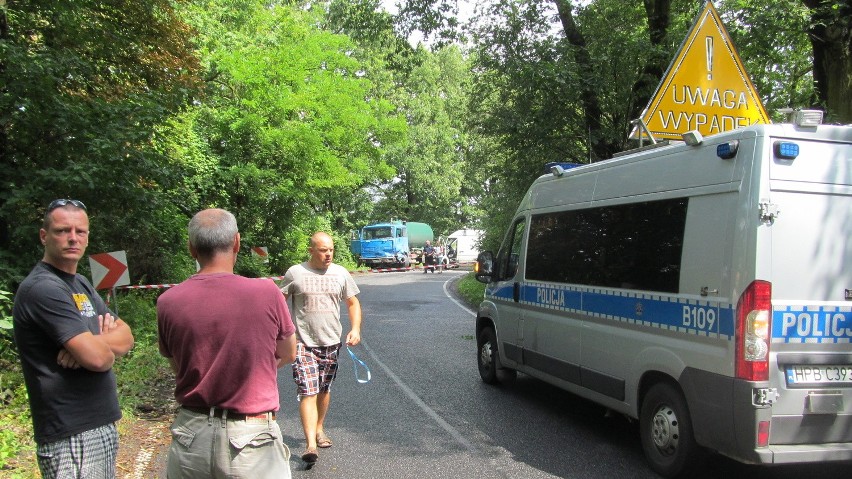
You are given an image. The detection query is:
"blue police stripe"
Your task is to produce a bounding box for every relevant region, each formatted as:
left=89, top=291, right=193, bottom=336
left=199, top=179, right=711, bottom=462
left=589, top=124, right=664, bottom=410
left=486, top=282, right=735, bottom=339
left=772, top=305, right=852, bottom=344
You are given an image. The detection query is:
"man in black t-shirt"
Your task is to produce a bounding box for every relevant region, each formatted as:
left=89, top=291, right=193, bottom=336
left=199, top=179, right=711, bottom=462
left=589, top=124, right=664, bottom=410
left=422, top=240, right=436, bottom=273
left=13, top=199, right=134, bottom=478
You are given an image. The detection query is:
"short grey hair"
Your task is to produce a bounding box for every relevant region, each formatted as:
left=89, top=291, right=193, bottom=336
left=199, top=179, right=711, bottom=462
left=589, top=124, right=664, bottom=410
left=188, top=209, right=238, bottom=259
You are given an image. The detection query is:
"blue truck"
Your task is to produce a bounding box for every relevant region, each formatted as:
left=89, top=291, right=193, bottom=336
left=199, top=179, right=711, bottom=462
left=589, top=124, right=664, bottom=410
left=350, top=220, right=434, bottom=268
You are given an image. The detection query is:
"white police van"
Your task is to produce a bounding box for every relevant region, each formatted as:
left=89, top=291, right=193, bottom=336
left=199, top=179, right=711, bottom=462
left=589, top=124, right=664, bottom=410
left=474, top=111, right=851, bottom=477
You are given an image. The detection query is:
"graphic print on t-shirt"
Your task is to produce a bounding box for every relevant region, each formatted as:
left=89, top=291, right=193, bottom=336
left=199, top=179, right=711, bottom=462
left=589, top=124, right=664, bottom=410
left=303, top=275, right=343, bottom=314
left=73, top=293, right=96, bottom=318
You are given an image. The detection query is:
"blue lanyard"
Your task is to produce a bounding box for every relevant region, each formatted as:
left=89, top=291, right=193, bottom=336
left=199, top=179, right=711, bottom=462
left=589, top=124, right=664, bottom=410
left=347, top=347, right=371, bottom=384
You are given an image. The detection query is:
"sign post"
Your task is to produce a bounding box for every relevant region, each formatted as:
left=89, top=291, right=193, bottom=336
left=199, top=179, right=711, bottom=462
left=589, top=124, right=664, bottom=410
left=630, top=1, right=769, bottom=141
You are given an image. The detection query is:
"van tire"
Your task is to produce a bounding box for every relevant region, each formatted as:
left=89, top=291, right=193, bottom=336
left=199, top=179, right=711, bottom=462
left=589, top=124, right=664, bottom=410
left=477, top=326, right=516, bottom=385
left=639, top=382, right=703, bottom=478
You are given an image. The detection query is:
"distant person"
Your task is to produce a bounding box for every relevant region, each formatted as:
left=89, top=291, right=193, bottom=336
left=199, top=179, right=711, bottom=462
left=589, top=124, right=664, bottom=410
left=157, top=208, right=296, bottom=479
left=436, top=243, right=448, bottom=271
left=422, top=239, right=436, bottom=273
left=280, top=232, right=362, bottom=464
left=13, top=198, right=135, bottom=478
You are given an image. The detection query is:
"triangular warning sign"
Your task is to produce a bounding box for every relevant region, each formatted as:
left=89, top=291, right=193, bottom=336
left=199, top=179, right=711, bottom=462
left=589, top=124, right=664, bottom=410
left=630, top=1, right=769, bottom=141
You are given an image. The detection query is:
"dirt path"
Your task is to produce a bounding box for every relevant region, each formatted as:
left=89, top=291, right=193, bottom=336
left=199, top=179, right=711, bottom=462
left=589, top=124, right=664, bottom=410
left=117, top=411, right=172, bottom=478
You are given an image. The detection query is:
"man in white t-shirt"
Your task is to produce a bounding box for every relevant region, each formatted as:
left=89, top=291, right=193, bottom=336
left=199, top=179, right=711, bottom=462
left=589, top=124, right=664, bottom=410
left=279, top=232, right=362, bottom=464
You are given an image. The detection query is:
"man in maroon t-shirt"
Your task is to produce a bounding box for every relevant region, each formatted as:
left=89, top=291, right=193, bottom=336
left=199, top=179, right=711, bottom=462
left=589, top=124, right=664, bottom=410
left=157, top=208, right=296, bottom=478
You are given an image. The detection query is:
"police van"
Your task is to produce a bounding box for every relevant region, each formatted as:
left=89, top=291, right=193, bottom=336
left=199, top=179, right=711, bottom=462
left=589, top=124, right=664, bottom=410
left=474, top=111, right=851, bottom=477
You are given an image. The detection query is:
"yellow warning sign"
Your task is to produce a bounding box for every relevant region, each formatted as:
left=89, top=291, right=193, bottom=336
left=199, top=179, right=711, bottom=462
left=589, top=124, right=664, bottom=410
left=631, top=1, right=769, bottom=141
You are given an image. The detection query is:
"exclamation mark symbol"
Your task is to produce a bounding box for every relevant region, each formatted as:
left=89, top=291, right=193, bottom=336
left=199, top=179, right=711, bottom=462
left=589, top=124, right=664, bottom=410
left=706, top=36, right=713, bottom=80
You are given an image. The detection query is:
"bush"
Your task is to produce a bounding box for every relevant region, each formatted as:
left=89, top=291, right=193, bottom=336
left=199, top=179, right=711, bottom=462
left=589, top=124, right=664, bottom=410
left=456, top=273, right=485, bottom=309
left=110, top=290, right=175, bottom=413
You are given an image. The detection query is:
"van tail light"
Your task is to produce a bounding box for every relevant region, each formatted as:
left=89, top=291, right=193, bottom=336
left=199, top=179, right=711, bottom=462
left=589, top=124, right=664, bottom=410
left=757, top=421, right=770, bottom=447
left=735, top=280, right=771, bottom=381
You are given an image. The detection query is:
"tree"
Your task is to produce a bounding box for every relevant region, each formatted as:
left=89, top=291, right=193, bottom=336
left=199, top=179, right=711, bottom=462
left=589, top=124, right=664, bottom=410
left=176, top=0, right=404, bottom=269
left=0, top=0, right=201, bottom=287
left=327, top=0, right=478, bottom=235
left=803, top=0, right=852, bottom=122
left=372, top=46, right=472, bottom=235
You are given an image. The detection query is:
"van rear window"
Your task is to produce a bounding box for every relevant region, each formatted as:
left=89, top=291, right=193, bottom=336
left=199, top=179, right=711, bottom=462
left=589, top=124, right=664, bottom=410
left=527, top=198, right=688, bottom=293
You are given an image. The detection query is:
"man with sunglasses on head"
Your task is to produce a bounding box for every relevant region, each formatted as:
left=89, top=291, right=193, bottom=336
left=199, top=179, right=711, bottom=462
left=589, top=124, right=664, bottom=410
left=13, top=199, right=135, bottom=479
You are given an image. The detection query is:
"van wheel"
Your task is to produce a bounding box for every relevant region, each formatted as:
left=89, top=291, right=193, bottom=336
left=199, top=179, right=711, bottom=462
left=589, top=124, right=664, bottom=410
left=639, top=382, right=703, bottom=478
left=477, top=327, right=516, bottom=385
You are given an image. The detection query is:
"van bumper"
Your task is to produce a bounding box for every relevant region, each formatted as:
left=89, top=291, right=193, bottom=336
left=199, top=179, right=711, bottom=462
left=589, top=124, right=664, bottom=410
left=758, top=443, right=852, bottom=464
left=680, top=367, right=852, bottom=465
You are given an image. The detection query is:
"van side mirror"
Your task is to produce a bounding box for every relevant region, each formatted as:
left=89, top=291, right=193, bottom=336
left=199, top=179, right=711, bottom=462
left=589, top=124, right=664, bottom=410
left=475, top=251, right=494, bottom=283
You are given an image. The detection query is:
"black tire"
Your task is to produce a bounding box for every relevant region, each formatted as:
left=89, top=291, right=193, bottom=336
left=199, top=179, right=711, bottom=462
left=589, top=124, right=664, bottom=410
left=477, top=326, right=516, bottom=385
left=639, top=382, right=704, bottom=478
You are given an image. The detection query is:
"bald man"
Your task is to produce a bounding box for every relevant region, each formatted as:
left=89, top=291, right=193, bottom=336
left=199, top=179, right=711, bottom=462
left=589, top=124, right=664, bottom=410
left=280, top=232, right=362, bottom=464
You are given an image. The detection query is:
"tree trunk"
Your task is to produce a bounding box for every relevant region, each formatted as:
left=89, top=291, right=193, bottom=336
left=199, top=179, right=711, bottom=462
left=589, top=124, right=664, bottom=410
left=804, top=0, right=852, bottom=123
left=553, top=0, right=611, bottom=161
left=628, top=0, right=672, bottom=122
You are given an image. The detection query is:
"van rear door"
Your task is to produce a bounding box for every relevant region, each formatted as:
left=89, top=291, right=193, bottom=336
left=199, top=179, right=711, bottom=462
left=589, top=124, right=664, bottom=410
left=766, top=132, right=852, bottom=447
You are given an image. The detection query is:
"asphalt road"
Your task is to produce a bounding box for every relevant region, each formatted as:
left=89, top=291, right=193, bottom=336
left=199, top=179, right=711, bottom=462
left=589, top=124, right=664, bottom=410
left=269, top=269, right=850, bottom=479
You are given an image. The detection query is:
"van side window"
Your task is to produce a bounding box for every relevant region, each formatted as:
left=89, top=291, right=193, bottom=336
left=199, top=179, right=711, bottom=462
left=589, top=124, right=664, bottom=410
left=526, top=198, right=688, bottom=293
left=497, top=218, right=526, bottom=280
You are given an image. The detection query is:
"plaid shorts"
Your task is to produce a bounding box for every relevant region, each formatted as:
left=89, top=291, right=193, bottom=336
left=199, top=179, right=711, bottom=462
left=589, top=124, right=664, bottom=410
left=37, top=423, right=118, bottom=479
left=292, top=342, right=340, bottom=397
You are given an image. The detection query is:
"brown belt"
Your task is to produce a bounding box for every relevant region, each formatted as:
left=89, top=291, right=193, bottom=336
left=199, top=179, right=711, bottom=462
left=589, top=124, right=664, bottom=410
left=182, top=405, right=276, bottom=421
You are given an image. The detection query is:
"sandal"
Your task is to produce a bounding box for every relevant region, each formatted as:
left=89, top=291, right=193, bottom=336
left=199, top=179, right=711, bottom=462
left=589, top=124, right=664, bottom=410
left=317, top=432, right=333, bottom=448
left=301, top=448, right=318, bottom=463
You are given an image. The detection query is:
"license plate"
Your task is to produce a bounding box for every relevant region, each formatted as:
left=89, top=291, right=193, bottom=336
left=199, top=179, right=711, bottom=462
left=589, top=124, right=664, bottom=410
left=786, top=365, right=852, bottom=386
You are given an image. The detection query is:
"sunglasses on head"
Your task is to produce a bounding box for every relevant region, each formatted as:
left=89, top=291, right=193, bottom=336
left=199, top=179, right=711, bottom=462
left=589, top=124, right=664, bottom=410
left=47, top=199, right=87, bottom=212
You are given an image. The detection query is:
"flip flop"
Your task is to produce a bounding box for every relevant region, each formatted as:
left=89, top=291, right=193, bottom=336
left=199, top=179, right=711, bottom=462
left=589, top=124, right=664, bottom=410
left=317, top=432, right=333, bottom=448
left=301, top=448, right=318, bottom=463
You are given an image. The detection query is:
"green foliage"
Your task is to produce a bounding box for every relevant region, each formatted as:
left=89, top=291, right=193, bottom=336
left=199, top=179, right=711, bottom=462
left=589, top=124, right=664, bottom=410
left=0, top=288, right=32, bottom=474
left=235, top=252, right=272, bottom=279
left=0, top=0, right=203, bottom=288
left=114, top=340, right=174, bottom=412
left=456, top=272, right=485, bottom=309
left=110, top=291, right=174, bottom=412
left=0, top=290, right=12, bottom=331
left=719, top=0, right=814, bottom=120
left=2, top=0, right=848, bottom=303
left=0, top=381, right=33, bottom=474
left=172, top=0, right=406, bottom=272
left=113, top=291, right=160, bottom=344
left=374, top=46, right=474, bottom=235
left=0, top=290, right=19, bottom=379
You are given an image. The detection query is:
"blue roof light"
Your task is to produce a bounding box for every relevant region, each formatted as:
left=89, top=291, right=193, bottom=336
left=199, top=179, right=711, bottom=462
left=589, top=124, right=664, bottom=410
left=716, top=140, right=739, bottom=160
left=544, top=162, right=582, bottom=175
left=544, top=162, right=582, bottom=176
left=774, top=141, right=799, bottom=160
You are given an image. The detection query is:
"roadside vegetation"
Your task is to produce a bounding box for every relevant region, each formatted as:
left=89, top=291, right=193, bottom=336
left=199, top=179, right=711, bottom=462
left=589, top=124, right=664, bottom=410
left=457, top=272, right=486, bottom=309
left=0, top=289, right=175, bottom=477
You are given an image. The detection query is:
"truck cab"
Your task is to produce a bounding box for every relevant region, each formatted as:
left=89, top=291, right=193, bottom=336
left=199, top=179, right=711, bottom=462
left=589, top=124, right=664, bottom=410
left=350, top=220, right=434, bottom=269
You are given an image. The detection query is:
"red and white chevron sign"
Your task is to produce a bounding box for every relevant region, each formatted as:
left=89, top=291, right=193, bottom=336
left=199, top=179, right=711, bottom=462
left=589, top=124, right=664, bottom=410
left=251, top=246, right=269, bottom=263
left=89, top=251, right=130, bottom=290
